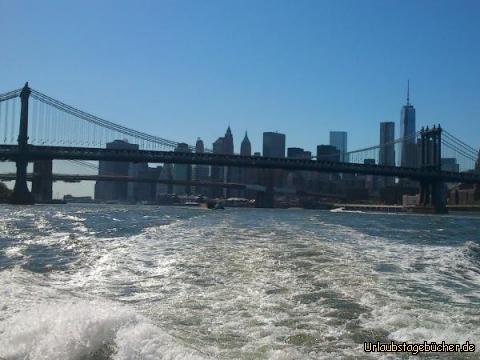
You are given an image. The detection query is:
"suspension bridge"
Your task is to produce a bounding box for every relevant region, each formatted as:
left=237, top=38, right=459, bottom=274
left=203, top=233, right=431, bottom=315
left=0, top=83, right=479, bottom=213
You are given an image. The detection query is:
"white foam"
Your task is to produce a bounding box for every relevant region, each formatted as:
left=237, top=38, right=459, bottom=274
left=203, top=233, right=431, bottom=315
left=0, top=300, right=206, bottom=360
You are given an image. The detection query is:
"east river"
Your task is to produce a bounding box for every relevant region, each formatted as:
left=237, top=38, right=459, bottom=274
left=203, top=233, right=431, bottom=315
left=0, top=205, right=479, bottom=359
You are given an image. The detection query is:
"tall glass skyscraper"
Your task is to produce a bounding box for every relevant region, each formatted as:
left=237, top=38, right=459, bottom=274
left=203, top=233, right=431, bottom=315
left=329, top=131, right=347, bottom=162
left=400, top=81, right=417, bottom=167
left=263, top=132, right=286, bottom=158
left=379, top=122, right=395, bottom=166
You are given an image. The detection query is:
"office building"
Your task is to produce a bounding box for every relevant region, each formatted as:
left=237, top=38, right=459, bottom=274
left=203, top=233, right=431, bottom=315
left=210, top=137, right=225, bottom=198
left=287, top=147, right=311, bottom=159
left=95, top=140, right=139, bottom=201
left=263, top=132, right=286, bottom=158
left=400, top=81, right=417, bottom=167
left=157, top=164, right=173, bottom=196
left=173, top=143, right=192, bottom=195
left=193, top=138, right=209, bottom=195
left=329, top=131, right=348, bottom=162
left=441, top=158, right=459, bottom=172
left=239, top=132, right=254, bottom=198
left=316, top=145, right=340, bottom=162
left=240, top=131, right=251, bottom=156
left=379, top=122, right=395, bottom=166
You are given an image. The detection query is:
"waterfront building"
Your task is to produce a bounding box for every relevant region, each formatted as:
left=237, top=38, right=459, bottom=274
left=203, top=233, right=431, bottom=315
left=193, top=138, right=209, bottom=195
left=95, top=139, right=139, bottom=201
left=156, top=163, right=173, bottom=196
left=173, top=143, right=192, bottom=195
left=329, top=131, right=348, bottom=162
left=210, top=137, right=225, bottom=198
left=263, top=132, right=286, bottom=188
left=240, top=131, right=254, bottom=198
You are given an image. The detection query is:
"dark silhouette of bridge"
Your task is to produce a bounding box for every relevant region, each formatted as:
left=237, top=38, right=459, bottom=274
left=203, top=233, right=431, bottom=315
left=0, top=83, right=479, bottom=213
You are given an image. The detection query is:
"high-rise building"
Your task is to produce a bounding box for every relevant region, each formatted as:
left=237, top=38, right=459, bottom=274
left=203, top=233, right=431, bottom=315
left=173, top=143, right=192, bottom=195
left=400, top=81, right=417, bottom=167
left=263, top=132, right=286, bottom=158
left=379, top=122, right=395, bottom=166
left=441, top=158, right=459, bottom=172
left=329, top=131, right=348, bottom=162
left=240, top=131, right=251, bottom=156
left=157, top=163, right=173, bottom=196
left=95, top=140, right=139, bottom=201
left=210, top=137, right=225, bottom=198
left=239, top=131, right=254, bottom=198
left=223, top=126, right=234, bottom=155
left=193, top=138, right=209, bottom=195
left=287, top=147, right=311, bottom=159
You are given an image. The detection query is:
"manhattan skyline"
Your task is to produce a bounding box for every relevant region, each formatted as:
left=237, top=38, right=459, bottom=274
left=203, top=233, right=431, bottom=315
left=0, top=0, right=479, bottom=156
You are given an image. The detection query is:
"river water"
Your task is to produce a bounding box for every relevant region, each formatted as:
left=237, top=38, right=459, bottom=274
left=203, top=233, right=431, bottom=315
left=0, top=205, right=479, bottom=359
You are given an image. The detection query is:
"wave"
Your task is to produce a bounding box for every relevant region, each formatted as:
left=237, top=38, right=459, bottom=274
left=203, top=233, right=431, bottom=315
left=0, top=300, right=206, bottom=360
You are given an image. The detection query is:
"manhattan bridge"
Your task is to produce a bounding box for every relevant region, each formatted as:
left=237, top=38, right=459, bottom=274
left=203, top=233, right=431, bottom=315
left=0, top=83, right=479, bottom=213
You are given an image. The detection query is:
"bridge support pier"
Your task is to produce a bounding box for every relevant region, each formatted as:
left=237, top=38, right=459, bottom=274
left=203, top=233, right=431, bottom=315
left=419, top=180, right=447, bottom=214
left=255, top=188, right=274, bottom=208
left=32, top=160, right=53, bottom=202
left=10, top=83, right=34, bottom=205
left=11, top=159, right=34, bottom=204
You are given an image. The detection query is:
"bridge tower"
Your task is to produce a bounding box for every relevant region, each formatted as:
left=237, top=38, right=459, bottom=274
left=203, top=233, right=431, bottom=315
left=418, top=125, right=447, bottom=214
left=10, top=83, right=34, bottom=204
left=32, top=160, right=53, bottom=202
left=255, top=169, right=275, bottom=208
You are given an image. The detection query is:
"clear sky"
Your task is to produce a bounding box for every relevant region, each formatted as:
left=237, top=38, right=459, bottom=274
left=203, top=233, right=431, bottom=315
left=1, top=0, right=479, bottom=195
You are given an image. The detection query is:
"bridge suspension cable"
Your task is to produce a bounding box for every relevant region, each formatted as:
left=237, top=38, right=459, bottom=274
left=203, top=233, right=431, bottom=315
left=0, top=88, right=21, bottom=102
left=26, top=88, right=206, bottom=152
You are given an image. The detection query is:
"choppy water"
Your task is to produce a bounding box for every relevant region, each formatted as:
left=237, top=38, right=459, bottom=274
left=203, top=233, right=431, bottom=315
left=0, top=205, right=479, bottom=359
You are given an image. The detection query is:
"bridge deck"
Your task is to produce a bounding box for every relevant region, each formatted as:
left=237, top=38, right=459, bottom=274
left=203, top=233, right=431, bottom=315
left=0, top=144, right=479, bottom=184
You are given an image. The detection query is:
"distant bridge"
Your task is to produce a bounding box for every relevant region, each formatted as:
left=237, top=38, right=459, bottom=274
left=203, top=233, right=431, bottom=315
left=0, top=83, right=479, bottom=212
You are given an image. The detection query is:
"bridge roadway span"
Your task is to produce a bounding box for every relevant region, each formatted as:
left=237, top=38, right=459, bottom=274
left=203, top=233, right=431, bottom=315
left=0, top=144, right=479, bottom=184
left=0, top=173, right=252, bottom=190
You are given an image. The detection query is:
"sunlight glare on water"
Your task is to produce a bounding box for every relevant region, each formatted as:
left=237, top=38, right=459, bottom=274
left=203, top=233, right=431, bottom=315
left=0, top=205, right=479, bottom=359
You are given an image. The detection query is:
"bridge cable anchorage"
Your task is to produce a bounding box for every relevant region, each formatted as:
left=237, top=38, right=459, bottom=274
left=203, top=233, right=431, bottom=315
left=29, top=89, right=211, bottom=152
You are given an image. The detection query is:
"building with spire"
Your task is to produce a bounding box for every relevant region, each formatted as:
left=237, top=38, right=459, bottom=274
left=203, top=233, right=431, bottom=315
left=239, top=131, right=255, bottom=198
left=400, top=81, right=417, bottom=167
left=223, top=126, right=234, bottom=155
left=240, top=131, right=251, bottom=156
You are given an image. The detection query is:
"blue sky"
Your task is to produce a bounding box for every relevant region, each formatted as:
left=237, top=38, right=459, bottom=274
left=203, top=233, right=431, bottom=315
left=0, top=0, right=480, bottom=150
left=1, top=0, right=479, bottom=154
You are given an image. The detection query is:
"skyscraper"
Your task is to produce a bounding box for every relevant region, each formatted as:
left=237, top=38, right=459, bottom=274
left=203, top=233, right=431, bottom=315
left=95, top=139, right=139, bottom=201
left=263, top=132, right=286, bottom=158
left=193, top=138, right=209, bottom=195
left=400, top=81, right=417, bottom=167
left=379, top=122, right=395, bottom=166
left=173, top=143, right=192, bottom=195
left=240, top=131, right=251, bottom=156
left=329, top=131, right=348, bottom=162
left=223, top=126, right=234, bottom=155
left=210, top=137, right=225, bottom=198
left=240, top=131, right=253, bottom=198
